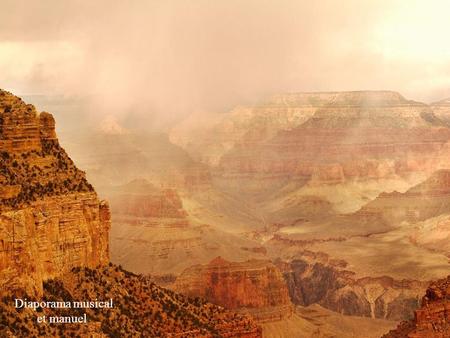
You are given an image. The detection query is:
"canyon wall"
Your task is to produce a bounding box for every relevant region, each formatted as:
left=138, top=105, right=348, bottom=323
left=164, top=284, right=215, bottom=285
left=276, top=257, right=426, bottom=321
left=173, top=257, right=293, bottom=322
left=215, top=91, right=449, bottom=183
left=0, top=89, right=110, bottom=295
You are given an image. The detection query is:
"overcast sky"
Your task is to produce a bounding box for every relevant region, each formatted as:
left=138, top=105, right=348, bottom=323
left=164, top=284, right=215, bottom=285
left=1, top=0, right=450, bottom=124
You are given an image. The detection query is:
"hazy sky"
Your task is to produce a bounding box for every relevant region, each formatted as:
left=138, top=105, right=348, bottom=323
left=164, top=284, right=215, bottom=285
left=1, top=0, right=450, bottom=124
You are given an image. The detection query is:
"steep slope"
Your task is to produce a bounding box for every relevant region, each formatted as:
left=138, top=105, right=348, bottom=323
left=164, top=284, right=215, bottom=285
left=0, top=265, right=262, bottom=338
left=431, top=98, right=450, bottom=125
left=215, top=92, right=448, bottom=202
left=170, top=92, right=337, bottom=166
left=0, top=90, right=263, bottom=337
left=360, top=169, right=450, bottom=225
left=276, top=169, right=450, bottom=241
left=0, top=89, right=110, bottom=296
left=382, top=275, right=450, bottom=338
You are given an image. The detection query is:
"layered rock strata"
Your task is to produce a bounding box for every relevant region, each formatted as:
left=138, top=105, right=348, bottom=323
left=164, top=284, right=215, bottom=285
left=173, top=257, right=293, bottom=322
left=360, top=169, right=450, bottom=225
left=0, top=89, right=110, bottom=295
left=276, top=256, right=426, bottom=321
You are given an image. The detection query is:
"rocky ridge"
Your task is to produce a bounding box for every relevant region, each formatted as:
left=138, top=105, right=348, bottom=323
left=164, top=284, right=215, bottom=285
left=0, top=89, right=263, bottom=337
left=0, top=89, right=110, bottom=295
left=0, top=265, right=262, bottom=338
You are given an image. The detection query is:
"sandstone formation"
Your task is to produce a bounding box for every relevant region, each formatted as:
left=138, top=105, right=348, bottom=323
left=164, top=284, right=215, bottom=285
left=173, top=257, right=293, bottom=322
left=0, top=89, right=110, bottom=295
left=383, top=275, right=450, bottom=338
left=215, top=92, right=448, bottom=192
left=431, top=98, right=450, bottom=125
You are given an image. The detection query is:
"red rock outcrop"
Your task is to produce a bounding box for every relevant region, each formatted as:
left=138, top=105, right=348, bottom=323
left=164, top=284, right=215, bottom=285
left=0, top=89, right=110, bottom=296
left=173, top=257, right=293, bottom=322
left=383, top=275, right=450, bottom=338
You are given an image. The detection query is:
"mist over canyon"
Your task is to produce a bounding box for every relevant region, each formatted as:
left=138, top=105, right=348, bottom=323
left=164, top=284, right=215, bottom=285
left=6, top=89, right=443, bottom=337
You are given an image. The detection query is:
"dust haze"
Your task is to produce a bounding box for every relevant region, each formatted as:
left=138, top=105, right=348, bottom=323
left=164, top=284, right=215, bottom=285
left=1, top=0, right=450, bottom=128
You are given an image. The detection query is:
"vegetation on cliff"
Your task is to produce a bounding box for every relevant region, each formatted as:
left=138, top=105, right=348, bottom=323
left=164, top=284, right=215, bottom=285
left=0, top=264, right=262, bottom=337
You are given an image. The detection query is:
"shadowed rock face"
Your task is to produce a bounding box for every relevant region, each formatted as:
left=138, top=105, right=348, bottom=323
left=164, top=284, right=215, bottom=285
left=0, top=89, right=110, bottom=296
left=383, top=275, right=450, bottom=338
left=277, top=258, right=425, bottom=321
left=173, top=257, right=293, bottom=322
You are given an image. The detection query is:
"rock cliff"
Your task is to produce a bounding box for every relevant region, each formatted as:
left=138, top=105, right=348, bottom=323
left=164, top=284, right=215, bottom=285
left=0, top=89, right=110, bottom=296
left=382, top=275, right=450, bottom=338
left=173, top=257, right=293, bottom=322
left=276, top=257, right=425, bottom=321
left=0, top=89, right=263, bottom=337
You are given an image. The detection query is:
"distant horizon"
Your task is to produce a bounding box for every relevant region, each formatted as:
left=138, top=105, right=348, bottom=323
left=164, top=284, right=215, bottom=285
left=9, top=88, right=450, bottom=106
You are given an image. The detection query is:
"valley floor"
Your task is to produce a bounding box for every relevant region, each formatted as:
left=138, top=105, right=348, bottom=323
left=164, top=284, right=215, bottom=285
left=261, top=305, right=397, bottom=338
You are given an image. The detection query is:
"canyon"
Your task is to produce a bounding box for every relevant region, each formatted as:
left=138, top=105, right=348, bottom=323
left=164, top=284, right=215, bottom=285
left=21, top=90, right=450, bottom=337
left=0, top=89, right=263, bottom=337
left=168, top=91, right=450, bottom=336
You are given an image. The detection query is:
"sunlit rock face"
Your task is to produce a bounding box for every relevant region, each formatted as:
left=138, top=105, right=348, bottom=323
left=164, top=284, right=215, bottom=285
left=173, top=257, right=293, bottom=322
left=0, top=89, right=110, bottom=296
